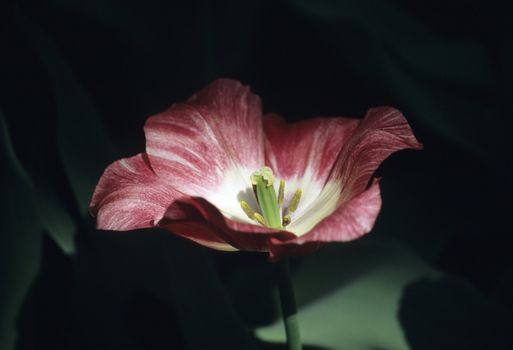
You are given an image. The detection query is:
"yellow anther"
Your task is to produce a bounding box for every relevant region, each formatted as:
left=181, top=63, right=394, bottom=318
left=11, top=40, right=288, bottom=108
left=278, top=179, right=285, bottom=206
left=240, top=201, right=256, bottom=220
left=287, top=189, right=302, bottom=214
left=240, top=200, right=267, bottom=226
left=254, top=213, right=267, bottom=226
left=282, top=214, right=291, bottom=227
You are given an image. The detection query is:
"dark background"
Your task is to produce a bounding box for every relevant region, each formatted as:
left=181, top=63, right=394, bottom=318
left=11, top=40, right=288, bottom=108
left=1, top=0, right=513, bottom=349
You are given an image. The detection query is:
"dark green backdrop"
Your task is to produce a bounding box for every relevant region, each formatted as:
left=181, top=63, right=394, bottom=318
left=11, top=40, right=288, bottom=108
left=1, top=0, right=512, bottom=349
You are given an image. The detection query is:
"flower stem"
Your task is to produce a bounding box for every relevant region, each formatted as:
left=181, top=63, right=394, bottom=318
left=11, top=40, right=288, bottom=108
left=277, top=259, right=302, bottom=350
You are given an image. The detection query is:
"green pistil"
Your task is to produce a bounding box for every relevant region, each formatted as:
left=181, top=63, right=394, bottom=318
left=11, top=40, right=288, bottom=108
left=251, top=167, right=282, bottom=229
left=240, top=167, right=302, bottom=229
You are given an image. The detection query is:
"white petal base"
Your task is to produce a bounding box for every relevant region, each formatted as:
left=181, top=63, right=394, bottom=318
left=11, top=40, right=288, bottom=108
left=206, top=166, right=341, bottom=237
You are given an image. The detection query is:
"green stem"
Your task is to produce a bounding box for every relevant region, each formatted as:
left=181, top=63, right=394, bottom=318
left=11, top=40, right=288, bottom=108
left=277, top=259, right=302, bottom=350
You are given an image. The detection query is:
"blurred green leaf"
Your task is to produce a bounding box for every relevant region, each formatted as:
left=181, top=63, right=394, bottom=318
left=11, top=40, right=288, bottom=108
left=290, top=0, right=491, bottom=84
left=94, top=231, right=259, bottom=349
left=0, top=111, right=42, bottom=350
left=399, top=277, right=510, bottom=350
left=34, top=185, right=76, bottom=255
left=154, top=238, right=260, bottom=350
left=256, top=238, right=436, bottom=350
left=17, top=12, right=116, bottom=216
left=290, top=0, right=509, bottom=161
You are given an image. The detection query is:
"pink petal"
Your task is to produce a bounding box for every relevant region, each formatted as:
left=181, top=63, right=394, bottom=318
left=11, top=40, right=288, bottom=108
left=267, top=107, right=420, bottom=260
left=162, top=221, right=238, bottom=251
left=263, top=113, right=359, bottom=184
left=164, top=198, right=295, bottom=252
left=144, top=79, right=264, bottom=197
left=90, top=153, right=186, bottom=231
left=332, top=106, right=422, bottom=201
left=268, top=179, right=382, bottom=260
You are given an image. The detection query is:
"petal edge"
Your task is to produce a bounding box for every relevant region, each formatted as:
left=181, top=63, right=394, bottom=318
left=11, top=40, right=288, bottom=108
left=90, top=153, right=184, bottom=231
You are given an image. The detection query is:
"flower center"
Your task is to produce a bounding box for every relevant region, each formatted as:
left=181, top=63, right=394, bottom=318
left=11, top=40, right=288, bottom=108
left=239, top=166, right=302, bottom=229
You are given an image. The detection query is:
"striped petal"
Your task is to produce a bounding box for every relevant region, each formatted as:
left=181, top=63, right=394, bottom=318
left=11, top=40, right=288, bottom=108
left=288, top=107, right=422, bottom=236
left=144, top=79, right=264, bottom=222
left=263, top=114, right=359, bottom=233
left=90, top=153, right=184, bottom=231
left=264, top=113, right=359, bottom=184
left=332, top=106, right=422, bottom=201
left=268, top=179, right=381, bottom=261
left=268, top=107, right=422, bottom=259
left=90, top=154, right=241, bottom=251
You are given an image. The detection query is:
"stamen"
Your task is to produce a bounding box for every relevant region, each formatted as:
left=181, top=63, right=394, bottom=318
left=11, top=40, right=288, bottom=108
left=254, top=213, right=267, bottom=226
left=282, top=214, right=291, bottom=227
left=240, top=201, right=257, bottom=220
left=242, top=168, right=304, bottom=229
left=240, top=201, right=268, bottom=226
left=278, top=179, right=285, bottom=206
left=287, top=189, right=302, bottom=214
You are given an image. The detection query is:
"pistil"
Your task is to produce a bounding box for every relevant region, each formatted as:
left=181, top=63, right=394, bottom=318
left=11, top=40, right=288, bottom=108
left=251, top=167, right=282, bottom=229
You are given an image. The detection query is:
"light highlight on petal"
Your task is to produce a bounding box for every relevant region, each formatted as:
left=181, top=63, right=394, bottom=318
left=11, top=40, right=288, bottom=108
left=144, top=79, right=264, bottom=200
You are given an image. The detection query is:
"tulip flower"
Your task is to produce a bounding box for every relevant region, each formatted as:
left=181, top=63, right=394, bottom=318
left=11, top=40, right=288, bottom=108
left=90, top=79, right=421, bottom=261
left=90, top=79, right=421, bottom=350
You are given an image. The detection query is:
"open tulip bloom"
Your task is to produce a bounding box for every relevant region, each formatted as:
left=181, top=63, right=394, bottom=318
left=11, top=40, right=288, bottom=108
left=90, top=79, right=421, bottom=349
